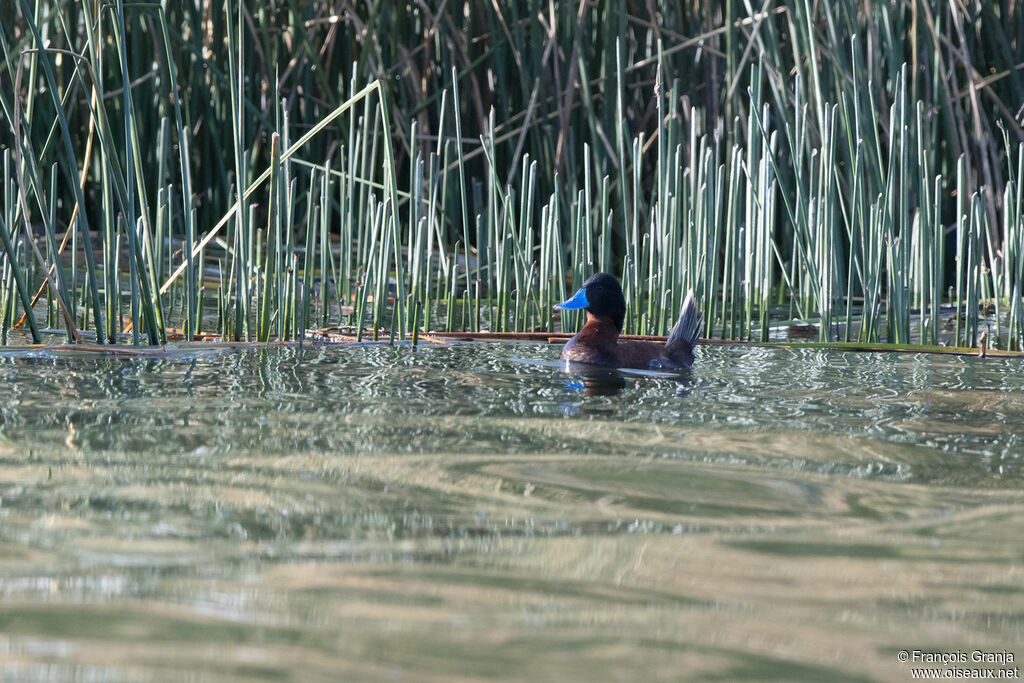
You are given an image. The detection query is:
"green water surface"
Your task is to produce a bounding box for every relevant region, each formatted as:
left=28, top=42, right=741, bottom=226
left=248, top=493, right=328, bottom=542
left=0, top=343, right=1022, bottom=681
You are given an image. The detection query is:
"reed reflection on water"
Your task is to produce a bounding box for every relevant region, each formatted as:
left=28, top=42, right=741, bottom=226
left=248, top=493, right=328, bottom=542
left=0, top=342, right=1022, bottom=681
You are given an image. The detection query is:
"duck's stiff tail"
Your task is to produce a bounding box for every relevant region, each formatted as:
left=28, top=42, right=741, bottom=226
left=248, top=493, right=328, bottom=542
left=666, top=290, right=703, bottom=368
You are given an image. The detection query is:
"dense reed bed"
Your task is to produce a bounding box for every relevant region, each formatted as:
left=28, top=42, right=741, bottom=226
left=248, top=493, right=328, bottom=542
left=1, top=1, right=1023, bottom=349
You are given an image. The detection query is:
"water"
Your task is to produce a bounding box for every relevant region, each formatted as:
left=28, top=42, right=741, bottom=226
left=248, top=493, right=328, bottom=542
left=0, top=342, right=1022, bottom=681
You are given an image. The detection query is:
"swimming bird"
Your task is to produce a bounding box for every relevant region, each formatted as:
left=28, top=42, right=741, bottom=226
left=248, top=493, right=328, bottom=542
left=554, top=273, right=702, bottom=370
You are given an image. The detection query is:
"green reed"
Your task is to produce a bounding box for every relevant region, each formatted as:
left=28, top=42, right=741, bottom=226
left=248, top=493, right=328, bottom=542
left=1, top=1, right=1023, bottom=350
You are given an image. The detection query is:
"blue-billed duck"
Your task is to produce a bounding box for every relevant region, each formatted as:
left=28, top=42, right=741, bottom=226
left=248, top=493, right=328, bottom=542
left=554, top=273, right=702, bottom=370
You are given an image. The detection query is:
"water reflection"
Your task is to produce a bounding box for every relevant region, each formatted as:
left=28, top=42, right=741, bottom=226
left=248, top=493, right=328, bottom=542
left=559, top=361, right=628, bottom=397
left=0, top=343, right=1022, bottom=679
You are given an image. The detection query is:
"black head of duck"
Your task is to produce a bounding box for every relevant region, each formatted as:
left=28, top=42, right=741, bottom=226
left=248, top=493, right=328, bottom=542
left=554, top=272, right=702, bottom=370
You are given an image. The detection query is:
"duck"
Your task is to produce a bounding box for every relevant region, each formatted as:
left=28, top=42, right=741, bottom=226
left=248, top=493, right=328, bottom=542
left=553, top=272, right=702, bottom=370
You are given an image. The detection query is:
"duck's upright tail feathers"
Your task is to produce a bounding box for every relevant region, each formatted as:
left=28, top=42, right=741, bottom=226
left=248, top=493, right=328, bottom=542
left=665, top=290, right=703, bottom=368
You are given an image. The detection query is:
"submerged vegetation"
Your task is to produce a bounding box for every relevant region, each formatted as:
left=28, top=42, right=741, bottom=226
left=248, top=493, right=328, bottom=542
left=1, top=1, right=1023, bottom=349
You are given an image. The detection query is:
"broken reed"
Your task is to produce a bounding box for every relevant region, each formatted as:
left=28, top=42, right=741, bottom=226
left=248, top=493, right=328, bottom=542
left=2, top=1, right=1024, bottom=350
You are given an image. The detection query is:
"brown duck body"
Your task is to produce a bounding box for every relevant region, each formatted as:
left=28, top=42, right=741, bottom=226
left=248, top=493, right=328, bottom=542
left=555, top=273, right=702, bottom=370
left=561, top=313, right=697, bottom=370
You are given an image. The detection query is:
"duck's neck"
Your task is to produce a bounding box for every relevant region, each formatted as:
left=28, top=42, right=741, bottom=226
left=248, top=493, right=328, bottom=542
left=584, top=312, right=620, bottom=341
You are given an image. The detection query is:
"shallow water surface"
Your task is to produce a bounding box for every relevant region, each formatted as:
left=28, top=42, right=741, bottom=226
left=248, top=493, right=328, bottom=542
left=0, top=343, right=1022, bottom=681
